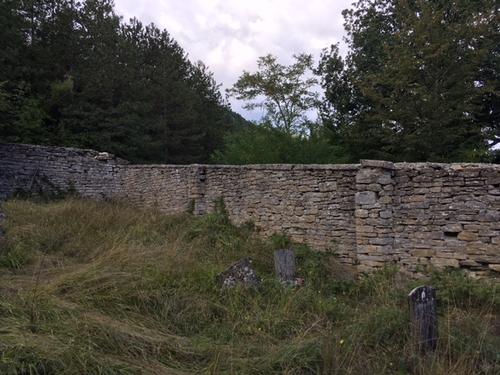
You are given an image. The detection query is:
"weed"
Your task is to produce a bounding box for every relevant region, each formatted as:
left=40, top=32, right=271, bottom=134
left=0, top=198, right=498, bottom=374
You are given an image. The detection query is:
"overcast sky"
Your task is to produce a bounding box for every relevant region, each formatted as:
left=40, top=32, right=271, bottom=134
left=113, top=0, right=353, bottom=120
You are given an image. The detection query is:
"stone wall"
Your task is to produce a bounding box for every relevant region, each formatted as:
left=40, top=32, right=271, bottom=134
left=0, top=143, right=127, bottom=200
left=201, top=165, right=359, bottom=265
left=1, top=143, right=499, bottom=277
left=392, top=162, right=500, bottom=277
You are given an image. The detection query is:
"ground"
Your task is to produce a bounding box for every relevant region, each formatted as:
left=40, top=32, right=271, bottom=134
left=0, top=198, right=499, bottom=374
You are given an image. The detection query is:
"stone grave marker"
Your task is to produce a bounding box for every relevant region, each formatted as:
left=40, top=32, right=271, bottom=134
left=216, top=258, right=260, bottom=289
left=408, top=285, right=438, bottom=353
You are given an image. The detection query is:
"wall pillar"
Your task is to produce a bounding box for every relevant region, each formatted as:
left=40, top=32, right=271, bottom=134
left=188, top=165, right=207, bottom=215
left=355, top=160, right=395, bottom=272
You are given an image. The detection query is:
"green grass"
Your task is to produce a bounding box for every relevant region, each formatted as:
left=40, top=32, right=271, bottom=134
left=0, top=198, right=499, bottom=374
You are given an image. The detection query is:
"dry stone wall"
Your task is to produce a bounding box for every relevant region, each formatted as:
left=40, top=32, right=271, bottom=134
left=1, top=143, right=499, bottom=277
left=200, top=165, right=359, bottom=265
left=392, top=162, right=500, bottom=277
left=122, top=165, right=195, bottom=215
left=0, top=143, right=127, bottom=200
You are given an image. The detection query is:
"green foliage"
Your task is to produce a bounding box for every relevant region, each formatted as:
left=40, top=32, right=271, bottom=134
left=318, top=0, right=499, bottom=162
left=0, top=198, right=499, bottom=374
left=212, top=123, right=347, bottom=164
left=0, top=0, right=247, bottom=164
left=228, top=54, right=319, bottom=135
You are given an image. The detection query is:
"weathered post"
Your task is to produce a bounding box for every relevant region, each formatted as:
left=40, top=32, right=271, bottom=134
left=274, top=249, right=296, bottom=285
left=0, top=203, right=5, bottom=248
left=408, top=285, right=438, bottom=353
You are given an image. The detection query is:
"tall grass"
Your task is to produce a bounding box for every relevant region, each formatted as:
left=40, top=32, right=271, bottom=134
left=0, top=198, right=498, bottom=374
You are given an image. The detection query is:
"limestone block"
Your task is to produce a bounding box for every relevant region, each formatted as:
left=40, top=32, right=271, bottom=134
left=457, top=231, right=479, bottom=242
left=412, top=249, right=435, bottom=257
left=430, top=258, right=459, bottom=268
left=356, top=168, right=378, bottom=184
left=366, top=183, right=382, bottom=192
left=369, top=237, right=393, bottom=246
left=489, top=264, right=500, bottom=273
left=355, top=191, right=377, bottom=205
left=443, top=223, right=463, bottom=233
left=459, top=259, right=483, bottom=269
left=355, top=209, right=369, bottom=218
left=360, top=160, right=394, bottom=170
left=379, top=209, right=392, bottom=219
left=379, top=196, right=392, bottom=204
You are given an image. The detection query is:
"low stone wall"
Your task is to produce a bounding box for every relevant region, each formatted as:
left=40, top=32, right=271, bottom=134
left=200, top=165, right=359, bottom=265
left=392, top=162, right=500, bottom=277
left=0, top=143, right=127, bottom=200
left=1, top=143, right=499, bottom=277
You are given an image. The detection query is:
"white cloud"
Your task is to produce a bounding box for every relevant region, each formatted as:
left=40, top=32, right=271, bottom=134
left=113, top=0, right=352, bottom=120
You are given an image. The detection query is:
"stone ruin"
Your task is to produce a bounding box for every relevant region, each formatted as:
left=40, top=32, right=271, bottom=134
left=1, top=142, right=499, bottom=278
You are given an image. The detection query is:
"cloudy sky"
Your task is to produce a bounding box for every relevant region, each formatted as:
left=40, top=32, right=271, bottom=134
left=113, top=0, right=353, bottom=120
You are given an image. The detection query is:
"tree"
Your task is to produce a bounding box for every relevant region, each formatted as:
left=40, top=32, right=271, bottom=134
left=319, top=0, right=499, bottom=162
left=211, top=123, right=344, bottom=164
left=0, top=0, right=246, bottom=164
left=228, top=54, right=319, bottom=135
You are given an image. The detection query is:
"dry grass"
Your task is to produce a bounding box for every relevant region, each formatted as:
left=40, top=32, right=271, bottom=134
left=0, top=198, right=499, bottom=374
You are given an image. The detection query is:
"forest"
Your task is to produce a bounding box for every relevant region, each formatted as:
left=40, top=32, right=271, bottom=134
left=0, top=0, right=498, bottom=164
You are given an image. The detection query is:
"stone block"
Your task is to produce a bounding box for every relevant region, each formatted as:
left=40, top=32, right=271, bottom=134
left=369, top=237, right=393, bottom=246
left=356, top=168, right=379, bottom=184
left=379, top=196, right=392, bottom=204
left=355, top=191, right=377, bottom=205
left=459, top=259, right=482, bottom=269
left=457, top=231, right=478, bottom=242
left=379, top=209, right=392, bottom=219
left=360, top=160, right=395, bottom=170
left=366, top=183, right=382, bottom=192
left=355, top=209, right=369, bottom=218
left=489, top=264, right=500, bottom=273
left=443, top=223, right=462, bottom=233
left=431, top=258, right=459, bottom=268
left=412, top=249, right=435, bottom=257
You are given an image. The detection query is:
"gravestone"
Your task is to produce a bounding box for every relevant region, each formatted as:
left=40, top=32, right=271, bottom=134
left=408, top=285, right=438, bottom=353
left=216, top=258, right=260, bottom=289
left=274, top=249, right=297, bottom=286
left=0, top=204, right=5, bottom=249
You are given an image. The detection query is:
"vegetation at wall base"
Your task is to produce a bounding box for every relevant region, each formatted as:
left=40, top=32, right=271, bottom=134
left=0, top=198, right=498, bottom=374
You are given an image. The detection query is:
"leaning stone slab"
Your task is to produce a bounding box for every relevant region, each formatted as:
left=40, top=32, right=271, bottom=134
left=216, top=258, right=261, bottom=288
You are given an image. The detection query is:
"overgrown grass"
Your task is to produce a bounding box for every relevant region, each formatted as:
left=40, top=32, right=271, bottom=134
left=0, top=198, right=498, bottom=374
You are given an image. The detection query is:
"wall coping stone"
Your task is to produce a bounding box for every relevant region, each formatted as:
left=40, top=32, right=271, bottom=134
left=394, top=162, right=500, bottom=170
left=361, top=160, right=395, bottom=170
left=0, top=143, right=129, bottom=165
left=127, top=163, right=361, bottom=171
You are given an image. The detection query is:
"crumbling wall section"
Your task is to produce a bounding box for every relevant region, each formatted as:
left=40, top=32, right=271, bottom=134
left=0, top=143, right=127, bottom=200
